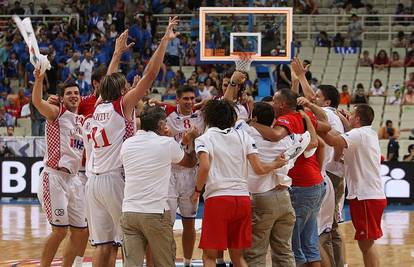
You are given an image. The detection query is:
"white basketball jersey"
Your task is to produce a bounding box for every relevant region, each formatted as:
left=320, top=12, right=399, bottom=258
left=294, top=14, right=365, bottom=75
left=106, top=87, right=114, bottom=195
left=90, top=97, right=136, bottom=174
left=166, top=108, right=205, bottom=145
left=44, top=105, right=84, bottom=174
left=166, top=107, right=205, bottom=170
left=80, top=114, right=94, bottom=176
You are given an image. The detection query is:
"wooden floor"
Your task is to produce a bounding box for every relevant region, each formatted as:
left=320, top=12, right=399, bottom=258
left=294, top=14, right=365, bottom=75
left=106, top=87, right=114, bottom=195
left=1, top=204, right=414, bottom=266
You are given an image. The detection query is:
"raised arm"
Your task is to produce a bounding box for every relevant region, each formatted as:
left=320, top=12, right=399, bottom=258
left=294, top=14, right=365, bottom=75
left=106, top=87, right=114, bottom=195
left=122, top=16, right=180, bottom=119
left=291, top=58, right=315, bottom=99
left=107, top=30, right=135, bottom=75
left=297, top=96, right=328, bottom=122
left=224, top=71, right=245, bottom=101
left=32, top=69, right=60, bottom=121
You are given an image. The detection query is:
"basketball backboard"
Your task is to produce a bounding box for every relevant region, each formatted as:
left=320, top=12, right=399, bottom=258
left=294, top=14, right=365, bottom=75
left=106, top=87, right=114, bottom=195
left=198, top=7, right=293, bottom=64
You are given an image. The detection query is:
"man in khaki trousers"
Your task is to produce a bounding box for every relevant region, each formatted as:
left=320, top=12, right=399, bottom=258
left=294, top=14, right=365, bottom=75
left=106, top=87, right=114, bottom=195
left=119, top=106, right=197, bottom=266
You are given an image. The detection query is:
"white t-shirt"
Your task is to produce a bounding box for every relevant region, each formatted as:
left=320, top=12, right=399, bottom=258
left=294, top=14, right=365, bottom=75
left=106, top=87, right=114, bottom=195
left=370, top=86, right=385, bottom=96
left=341, top=126, right=386, bottom=200
left=20, top=103, right=31, bottom=117
left=317, top=175, right=335, bottom=235
left=80, top=59, right=94, bottom=84
left=198, top=87, right=211, bottom=100
left=121, top=130, right=185, bottom=213
left=235, top=120, right=309, bottom=194
left=195, top=126, right=258, bottom=199
left=323, top=107, right=345, bottom=177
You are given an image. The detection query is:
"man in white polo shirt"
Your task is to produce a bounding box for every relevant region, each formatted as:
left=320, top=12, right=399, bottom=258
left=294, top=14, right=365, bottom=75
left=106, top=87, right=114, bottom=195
left=119, top=106, right=197, bottom=267
left=322, top=104, right=386, bottom=267
left=236, top=102, right=316, bottom=267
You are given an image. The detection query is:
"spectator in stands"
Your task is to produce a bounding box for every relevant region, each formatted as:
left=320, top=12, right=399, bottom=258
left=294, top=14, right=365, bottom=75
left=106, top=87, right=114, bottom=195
left=66, top=52, right=81, bottom=75
left=0, top=106, right=14, bottom=127
left=9, top=1, right=25, bottom=15
left=340, top=84, right=351, bottom=107
left=370, top=79, right=386, bottom=96
left=365, top=4, right=379, bottom=27
left=348, top=0, right=364, bottom=8
left=0, top=78, right=12, bottom=100
left=38, top=2, right=51, bottom=14
left=315, top=31, right=331, bottom=47
left=352, top=83, right=368, bottom=104
left=75, top=71, right=91, bottom=96
left=379, top=120, right=400, bottom=140
left=166, top=36, right=181, bottom=66
left=185, top=48, right=197, bottom=66
left=6, top=52, right=19, bottom=78
left=24, top=2, right=35, bottom=15
left=373, top=50, right=390, bottom=70
left=387, top=87, right=402, bottom=105
left=6, top=126, right=14, bottom=136
left=389, top=51, right=404, bottom=67
left=176, top=70, right=186, bottom=86
left=5, top=100, right=19, bottom=125
left=392, top=31, right=408, bottom=48
left=404, top=41, right=414, bottom=67
left=15, top=89, right=29, bottom=115
left=359, top=50, right=373, bottom=67
left=405, top=72, right=414, bottom=88
left=293, top=0, right=318, bottom=14
left=403, top=144, right=414, bottom=162
left=197, top=81, right=211, bottom=100
left=79, top=51, right=94, bottom=84
left=348, top=14, right=363, bottom=47
left=29, top=84, right=47, bottom=136
left=402, top=85, right=414, bottom=105
left=387, top=134, right=400, bottom=162
left=275, top=63, right=291, bottom=90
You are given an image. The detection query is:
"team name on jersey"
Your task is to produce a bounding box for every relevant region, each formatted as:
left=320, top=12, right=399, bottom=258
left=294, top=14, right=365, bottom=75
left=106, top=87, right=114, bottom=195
left=93, top=112, right=110, bottom=121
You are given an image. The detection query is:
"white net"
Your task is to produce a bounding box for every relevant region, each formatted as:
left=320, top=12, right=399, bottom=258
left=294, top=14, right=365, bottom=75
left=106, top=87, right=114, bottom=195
left=233, top=53, right=254, bottom=72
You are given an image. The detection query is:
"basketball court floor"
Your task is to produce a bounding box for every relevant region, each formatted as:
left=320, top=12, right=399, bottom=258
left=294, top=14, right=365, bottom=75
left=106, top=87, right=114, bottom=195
left=1, top=201, right=413, bottom=266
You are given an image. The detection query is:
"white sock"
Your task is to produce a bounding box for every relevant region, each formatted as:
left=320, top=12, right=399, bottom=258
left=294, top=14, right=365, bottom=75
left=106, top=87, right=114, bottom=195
left=184, top=258, right=192, bottom=265
left=73, top=256, right=83, bottom=267
left=217, top=258, right=225, bottom=264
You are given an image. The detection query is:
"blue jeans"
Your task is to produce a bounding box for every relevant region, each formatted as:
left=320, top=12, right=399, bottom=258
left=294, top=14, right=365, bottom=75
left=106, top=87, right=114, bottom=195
left=290, top=181, right=326, bottom=265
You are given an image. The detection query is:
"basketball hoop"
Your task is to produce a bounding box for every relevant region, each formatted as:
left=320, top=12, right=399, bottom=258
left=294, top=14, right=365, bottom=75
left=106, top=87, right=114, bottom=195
left=232, top=52, right=255, bottom=72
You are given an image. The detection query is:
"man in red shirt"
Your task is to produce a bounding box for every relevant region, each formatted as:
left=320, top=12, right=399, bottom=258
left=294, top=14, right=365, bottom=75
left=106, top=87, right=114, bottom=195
left=252, top=88, right=330, bottom=266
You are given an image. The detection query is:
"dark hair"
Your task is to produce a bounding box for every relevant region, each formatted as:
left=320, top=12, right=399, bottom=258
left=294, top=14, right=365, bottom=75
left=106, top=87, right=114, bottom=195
left=252, top=102, right=274, bottom=126
left=408, top=144, right=414, bottom=152
left=91, top=65, right=107, bottom=83
left=277, top=89, right=298, bottom=110
left=59, top=82, right=79, bottom=97
left=176, top=85, right=196, bottom=98
left=261, top=96, right=274, bottom=102
left=385, top=120, right=392, bottom=126
left=373, top=79, right=382, bottom=87
left=354, top=104, right=375, bottom=126
left=140, top=105, right=167, bottom=132
left=203, top=100, right=237, bottom=130
left=318, top=84, right=340, bottom=108
left=99, top=72, right=126, bottom=101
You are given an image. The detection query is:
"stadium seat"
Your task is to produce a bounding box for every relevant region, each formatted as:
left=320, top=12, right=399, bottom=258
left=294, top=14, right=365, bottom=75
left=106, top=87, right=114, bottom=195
left=13, top=127, right=25, bottom=137
left=17, top=118, right=31, bottom=136
left=370, top=96, right=386, bottom=106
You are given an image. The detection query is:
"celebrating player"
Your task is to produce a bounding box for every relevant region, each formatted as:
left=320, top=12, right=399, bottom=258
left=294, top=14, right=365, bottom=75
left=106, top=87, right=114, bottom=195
left=32, top=69, right=87, bottom=267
